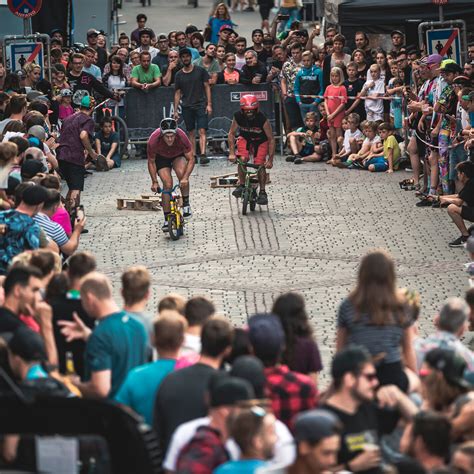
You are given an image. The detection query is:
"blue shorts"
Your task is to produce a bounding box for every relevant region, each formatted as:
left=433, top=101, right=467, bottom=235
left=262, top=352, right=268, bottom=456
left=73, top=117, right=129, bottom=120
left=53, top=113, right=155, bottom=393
left=300, top=144, right=315, bottom=157
left=182, top=106, right=208, bottom=132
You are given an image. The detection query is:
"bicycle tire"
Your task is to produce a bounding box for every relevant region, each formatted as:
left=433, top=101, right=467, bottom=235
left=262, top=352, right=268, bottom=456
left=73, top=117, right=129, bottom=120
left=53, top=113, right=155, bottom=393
left=168, top=214, right=180, bottom=241
left=250, top=188, right=257, bottom=212
left=111, top=115, right=129, bottom=161
left=242, top=189, right=249, bottom=215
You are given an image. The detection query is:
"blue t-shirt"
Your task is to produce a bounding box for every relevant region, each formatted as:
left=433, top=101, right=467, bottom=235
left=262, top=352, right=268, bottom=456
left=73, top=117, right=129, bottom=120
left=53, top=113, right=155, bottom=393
left=114, top=358, right=176, bottom=424
left=84, top=311, right=148, bottom=398
left=214, top=460, right=267, bottom=474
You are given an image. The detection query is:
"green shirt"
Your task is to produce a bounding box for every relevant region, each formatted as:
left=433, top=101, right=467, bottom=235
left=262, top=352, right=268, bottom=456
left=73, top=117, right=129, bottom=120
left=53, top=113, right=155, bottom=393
left=383, top=135, right=401, bottom=170
left=192, top=57, right=221, bottom=74
left=131, top=64, right=162, bottom=84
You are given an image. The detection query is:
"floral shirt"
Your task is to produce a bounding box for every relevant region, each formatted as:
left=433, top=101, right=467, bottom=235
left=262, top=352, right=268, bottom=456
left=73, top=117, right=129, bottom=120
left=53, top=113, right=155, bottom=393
left=281, top=58, right=302, bottom=96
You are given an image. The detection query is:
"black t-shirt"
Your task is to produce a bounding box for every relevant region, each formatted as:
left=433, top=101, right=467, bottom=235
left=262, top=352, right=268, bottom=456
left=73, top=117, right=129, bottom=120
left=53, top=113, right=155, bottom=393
left=460, top=179, right=474, bottom=207
left=345, top=78, right=366, bottom=120
left=67, top=71, right=114, bottom=99
left=234, top=110, right=268, bottom=144
left=95, top=47, right=108, bottom=71
left=152, top=52, right=170, bottom=70
left=50, top=294, right=95, bottom=377
left=174, top=66, right=210, bottom=109
left=322, top=401, right=399, bottom=474
left=0, top=307, right=25, bottom=333
left=153, top=363, right=217, bottom=451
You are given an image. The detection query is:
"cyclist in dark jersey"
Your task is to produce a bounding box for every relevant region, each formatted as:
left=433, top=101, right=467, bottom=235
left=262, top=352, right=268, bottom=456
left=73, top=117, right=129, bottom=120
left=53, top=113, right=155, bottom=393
left=147, top=118, right=195, bottom=231
left=228, top=94, right=275, bottom=205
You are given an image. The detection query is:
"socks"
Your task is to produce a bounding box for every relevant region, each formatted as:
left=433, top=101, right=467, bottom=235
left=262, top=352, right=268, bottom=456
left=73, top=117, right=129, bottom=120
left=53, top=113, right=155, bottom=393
left=183, top=195, right=190, bottom=207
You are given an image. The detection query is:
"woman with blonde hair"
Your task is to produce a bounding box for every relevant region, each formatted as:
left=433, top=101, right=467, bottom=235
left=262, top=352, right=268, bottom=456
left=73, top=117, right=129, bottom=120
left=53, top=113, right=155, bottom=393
left=24, top=63, right=42, bottom=91
left=336, top=250, right=417, bottom=392
left=206, top=3, right=234, bottom=45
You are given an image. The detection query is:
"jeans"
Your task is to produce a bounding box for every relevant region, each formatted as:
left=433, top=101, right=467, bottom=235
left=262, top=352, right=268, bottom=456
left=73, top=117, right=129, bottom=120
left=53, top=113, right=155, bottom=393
left=365, top=156, right=388, bottom=172
left=298, top=102, right=320, bottom=122
left=284, top=96, right=304, bottom=131
left=277, top=7, right=300, bottom=32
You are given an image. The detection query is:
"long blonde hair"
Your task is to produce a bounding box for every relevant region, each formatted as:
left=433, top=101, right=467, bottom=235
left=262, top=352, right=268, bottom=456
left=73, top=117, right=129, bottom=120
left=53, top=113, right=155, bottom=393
left=330, top=66, right=344, bottom=86
left=213, top=2, right=230, bottom=19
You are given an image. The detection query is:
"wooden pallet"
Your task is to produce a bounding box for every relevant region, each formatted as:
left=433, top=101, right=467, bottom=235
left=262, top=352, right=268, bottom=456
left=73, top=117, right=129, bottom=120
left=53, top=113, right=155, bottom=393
left=117, top=195, right=162, bottom=211
left=210, top=172, right=271, bottom=188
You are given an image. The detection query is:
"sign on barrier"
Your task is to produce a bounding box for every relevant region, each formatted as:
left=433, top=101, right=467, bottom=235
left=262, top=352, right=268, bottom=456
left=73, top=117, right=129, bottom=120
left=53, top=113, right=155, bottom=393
left=124, top=83, right=276, bottom=141
left=9, top=42, right=43, bottom=73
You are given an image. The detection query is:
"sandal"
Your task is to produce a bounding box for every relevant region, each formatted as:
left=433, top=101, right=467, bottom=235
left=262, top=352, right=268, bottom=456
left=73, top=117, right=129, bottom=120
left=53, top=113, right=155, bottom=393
left=399, top=178, right=414, bottom=189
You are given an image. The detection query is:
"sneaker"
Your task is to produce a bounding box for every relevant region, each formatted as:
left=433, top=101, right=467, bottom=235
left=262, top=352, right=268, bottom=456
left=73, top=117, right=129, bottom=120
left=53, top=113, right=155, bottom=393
left=294, top=157, right=303, bottom=164
left=232, top=185, right=244, bottom=198
left=257, top=191, right=268, bottom=205
left=162, top=221, right=169, bottom=232
left=244, top=6, right=254, bottom=11
left=285, top=155, right=296, bottom=162
left=449, top=235, right=468, bottom=248
left=415, top=198, right=433, bottom=207
left=183, top=205, right=192, bottom=217
left=199, top=154, right=210, bottom=165
left=80, top=228, right=89, bottom=234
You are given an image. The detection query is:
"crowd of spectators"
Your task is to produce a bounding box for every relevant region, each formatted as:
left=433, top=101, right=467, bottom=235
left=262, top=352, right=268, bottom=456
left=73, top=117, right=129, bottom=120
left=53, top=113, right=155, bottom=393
left=0, top=5, right=474, bottom=473
left=0, top=248, right=473, bottom=473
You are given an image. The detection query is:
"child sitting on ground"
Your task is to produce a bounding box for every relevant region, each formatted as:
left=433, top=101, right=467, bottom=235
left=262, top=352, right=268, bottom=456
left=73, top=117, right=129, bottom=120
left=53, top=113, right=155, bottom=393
left=364, top=122, right=400, bottom=173
left=286, top=112, right=323, bottom=164
left=333, top=113, right=364, bottom=164
left=94, top=117, right=120, bottom=170
left=337, top=120, right=381, bottom=169
left=318, top=102, right=328, bottom=142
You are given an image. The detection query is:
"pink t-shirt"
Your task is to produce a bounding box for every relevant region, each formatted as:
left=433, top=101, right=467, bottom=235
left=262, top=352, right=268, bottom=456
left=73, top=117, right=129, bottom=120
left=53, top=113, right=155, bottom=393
left=323, top=84, right=347, bottom=116
left=59, top=104, right=74, bottom=121
left=51, top=206, right=72, bottom=236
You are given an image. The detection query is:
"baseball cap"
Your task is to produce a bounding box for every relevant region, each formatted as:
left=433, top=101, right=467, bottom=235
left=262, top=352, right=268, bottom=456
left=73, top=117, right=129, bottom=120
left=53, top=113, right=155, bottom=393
left=26, top=90, right=44, bottom=102
left=138, top=28, right=153, bottom=38
left=219, top=24, right=234, bottom=33
left=8, top=326, right=47, bottom=362
left=21, top=183, right=50, bottom=204
left=426, top=54, right=443, bottom=65
left=440, top=62, right=463, bottom=74
left=185, top=25, right=199, bottom=35
left=248, top=313, right=285, bottom=360
left=453, top=75, right=471, bottom=86
left=80, top=95, right=95, bottom=109
left=424, top=348, right=471, bottom=389
left=28, top=125, right=46, bottom=142
left=209, top=374, right=255, bottom=407
left=86, top=28, right=100, bottom=37
left=294, top=409, right=343, bottom=444
left=331, top=345, right=372, bottom=380
left=157, top=34, right=168, bottom=41
left=391, top=29, right=404, bottom=37
left=230, top=355, right=266, bottom=399
left=178, top=47, right=192, bottom=57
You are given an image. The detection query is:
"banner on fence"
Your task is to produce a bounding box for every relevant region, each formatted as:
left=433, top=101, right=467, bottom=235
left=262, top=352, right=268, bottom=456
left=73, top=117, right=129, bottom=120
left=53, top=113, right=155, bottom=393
left=124, top=83, right=276, bottom=141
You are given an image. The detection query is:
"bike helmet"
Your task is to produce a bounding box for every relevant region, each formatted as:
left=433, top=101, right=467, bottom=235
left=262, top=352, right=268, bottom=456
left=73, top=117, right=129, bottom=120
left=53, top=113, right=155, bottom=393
left=160, top=117, right=178, bottom=134
left=240, top=94, right=259, bottom=111
left=60, top=88, right=73, bottom=97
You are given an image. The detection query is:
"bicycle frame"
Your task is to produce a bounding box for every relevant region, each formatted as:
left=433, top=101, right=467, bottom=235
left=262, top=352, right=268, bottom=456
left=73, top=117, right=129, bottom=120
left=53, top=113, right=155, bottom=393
left=236, top=158, right=263, bottom=189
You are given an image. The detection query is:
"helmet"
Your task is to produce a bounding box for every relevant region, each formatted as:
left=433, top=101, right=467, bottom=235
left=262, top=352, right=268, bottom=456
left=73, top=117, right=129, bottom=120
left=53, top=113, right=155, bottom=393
left=240, top=94, right=259, bottom=111
left=60, top=88, right=73, bottom=97
left=160, top=117, right=177, bottom=134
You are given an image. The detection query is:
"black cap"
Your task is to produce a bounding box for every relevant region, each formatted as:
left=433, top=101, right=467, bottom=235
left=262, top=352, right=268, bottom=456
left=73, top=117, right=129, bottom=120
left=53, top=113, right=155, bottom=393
left=331, top=345, right=372, bottom=380
left=248, top=313, right=285, bottom=360
left=22, top=183, right=49, bottom=204
left=230, top=355, right=266, bottom=399
left=425, top=348, right=471, bottom=389
left=138, top=28, right=153, bottom=38
left=294, top=409, right=343, bottom=444
left=441, top=62, right=463, bottom=74
left=391, top=29, right=404, bottom=37
left=8, top=326, right=47, bottom=362
left=209, top=374, right=255, bottom=407
left=178, top=47, right=192, bottom=57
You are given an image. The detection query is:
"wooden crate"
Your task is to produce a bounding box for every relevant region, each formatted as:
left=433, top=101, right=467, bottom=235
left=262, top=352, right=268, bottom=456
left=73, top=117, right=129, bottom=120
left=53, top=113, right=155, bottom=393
left=117, top=196, right=162, bottom=211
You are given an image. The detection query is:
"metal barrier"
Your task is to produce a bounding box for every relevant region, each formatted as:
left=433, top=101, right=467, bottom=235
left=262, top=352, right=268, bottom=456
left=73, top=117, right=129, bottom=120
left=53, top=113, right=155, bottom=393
left=123, top=83, right=280, bottom=144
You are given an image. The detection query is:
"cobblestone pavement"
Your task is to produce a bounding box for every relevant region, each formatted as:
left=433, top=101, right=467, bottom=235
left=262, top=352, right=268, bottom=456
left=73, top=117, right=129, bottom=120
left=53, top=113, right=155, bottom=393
left=79, top=157, right=469, bottom=381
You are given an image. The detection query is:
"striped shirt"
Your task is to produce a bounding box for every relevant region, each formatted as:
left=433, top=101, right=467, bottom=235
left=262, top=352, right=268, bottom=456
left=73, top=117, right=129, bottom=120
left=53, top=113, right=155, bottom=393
left=33, top=212, right=69, bottom=247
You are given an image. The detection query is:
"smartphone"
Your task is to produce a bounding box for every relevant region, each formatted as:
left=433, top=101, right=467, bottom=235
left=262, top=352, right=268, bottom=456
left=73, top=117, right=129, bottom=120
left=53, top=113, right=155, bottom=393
left=277, top=14, right=290, bottom=20
left=76, top=205, right=85, bottom=221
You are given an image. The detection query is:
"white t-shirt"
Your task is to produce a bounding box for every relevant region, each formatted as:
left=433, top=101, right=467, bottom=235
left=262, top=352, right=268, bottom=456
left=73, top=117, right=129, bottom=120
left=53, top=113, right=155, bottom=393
left=180, top=332, right=201, bottom=356
left=235, top=55, right=246, bottom=71
left=163, top=416, right=295, bottom=472
left=132, top=46, right=159, bottom=60
left=362, top=135, right=381, bottom=148
left=343, top=128, right=364, bottom=153
left=364, top=78, right=385, bottom=114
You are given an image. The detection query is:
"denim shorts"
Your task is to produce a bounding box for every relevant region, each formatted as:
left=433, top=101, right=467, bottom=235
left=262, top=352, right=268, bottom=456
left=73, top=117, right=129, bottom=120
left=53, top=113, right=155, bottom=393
left=182, top=106, right=208, bottom=132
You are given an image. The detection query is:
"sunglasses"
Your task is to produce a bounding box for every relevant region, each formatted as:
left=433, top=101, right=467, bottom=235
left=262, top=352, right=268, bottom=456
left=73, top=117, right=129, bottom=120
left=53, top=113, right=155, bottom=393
left=250, top=406, right=266, bottom=417
left=360, top=372, right=378, bottom=382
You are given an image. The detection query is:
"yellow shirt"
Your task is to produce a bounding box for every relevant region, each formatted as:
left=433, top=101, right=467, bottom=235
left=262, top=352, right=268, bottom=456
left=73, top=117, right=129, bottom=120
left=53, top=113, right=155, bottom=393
left=383, top=135, right=401, bottom=169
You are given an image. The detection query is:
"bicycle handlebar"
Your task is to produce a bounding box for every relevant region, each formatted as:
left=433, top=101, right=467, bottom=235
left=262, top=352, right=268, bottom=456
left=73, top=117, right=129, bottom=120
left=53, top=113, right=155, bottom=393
left=161, top=184, right=181, bottom=196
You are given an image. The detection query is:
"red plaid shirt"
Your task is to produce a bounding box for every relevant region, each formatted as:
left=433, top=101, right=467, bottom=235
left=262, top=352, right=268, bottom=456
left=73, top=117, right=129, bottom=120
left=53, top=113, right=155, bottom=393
left=176, top=425, right=230, bottom=474
left=264, top=365, right=318, bottom=430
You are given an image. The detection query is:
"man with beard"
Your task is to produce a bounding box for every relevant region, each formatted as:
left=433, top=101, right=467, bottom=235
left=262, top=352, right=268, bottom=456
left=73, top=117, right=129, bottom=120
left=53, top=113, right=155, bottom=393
left=322, top=345, right=418, bottom=473
left=228, top=95, right=274, bottom=206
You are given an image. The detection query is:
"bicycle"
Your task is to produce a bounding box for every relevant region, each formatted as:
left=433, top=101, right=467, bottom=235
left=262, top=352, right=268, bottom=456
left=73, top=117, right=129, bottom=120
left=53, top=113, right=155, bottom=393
left=236, top=158, right=265, bottom=215
left=161, top=184, right=185, bottom=240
